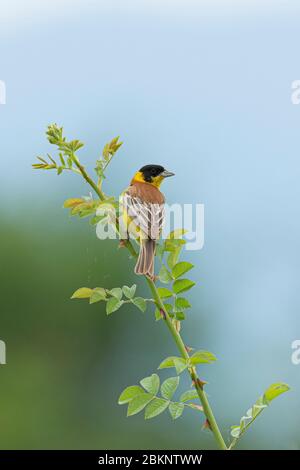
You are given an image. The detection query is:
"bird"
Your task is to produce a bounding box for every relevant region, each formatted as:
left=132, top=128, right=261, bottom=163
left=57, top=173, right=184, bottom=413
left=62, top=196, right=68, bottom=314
left=121, top=164, right=174, bottom=279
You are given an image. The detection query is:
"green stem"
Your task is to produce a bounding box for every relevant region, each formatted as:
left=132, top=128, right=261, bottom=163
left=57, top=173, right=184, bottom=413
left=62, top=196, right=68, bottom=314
left=146, top=279, right=227, bottom=450
left=72, top=156, right=105, bottom=201
left=73, top=155, right=227, bottom=450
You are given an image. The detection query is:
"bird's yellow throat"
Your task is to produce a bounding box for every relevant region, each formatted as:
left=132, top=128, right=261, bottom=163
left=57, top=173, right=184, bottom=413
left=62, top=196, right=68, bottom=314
left=132, top=171, right=164, bottom=187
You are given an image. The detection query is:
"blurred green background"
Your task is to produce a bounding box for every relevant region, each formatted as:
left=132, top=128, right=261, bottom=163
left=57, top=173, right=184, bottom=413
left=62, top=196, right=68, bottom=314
left=1, top=0, right=300, bottom=450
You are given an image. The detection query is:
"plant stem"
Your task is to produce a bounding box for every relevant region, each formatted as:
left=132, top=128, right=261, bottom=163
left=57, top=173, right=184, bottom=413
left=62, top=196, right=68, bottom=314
left=146, top=278, right=227, bottom=450
left=72, top=156, right=105, bottom=201
left=74, top=157, right=227, bottom=450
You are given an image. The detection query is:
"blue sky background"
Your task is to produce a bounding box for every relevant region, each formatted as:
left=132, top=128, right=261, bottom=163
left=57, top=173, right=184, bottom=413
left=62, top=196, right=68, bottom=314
left=1, top=0, right=300, bottom=449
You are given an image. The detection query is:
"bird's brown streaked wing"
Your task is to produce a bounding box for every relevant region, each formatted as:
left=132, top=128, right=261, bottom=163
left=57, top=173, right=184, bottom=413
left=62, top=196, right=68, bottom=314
left=123, top=191, right=165, bottom=240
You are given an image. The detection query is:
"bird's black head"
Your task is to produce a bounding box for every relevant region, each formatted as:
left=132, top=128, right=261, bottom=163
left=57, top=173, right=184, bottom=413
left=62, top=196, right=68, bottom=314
left=136, top=164, right=175, bottom=186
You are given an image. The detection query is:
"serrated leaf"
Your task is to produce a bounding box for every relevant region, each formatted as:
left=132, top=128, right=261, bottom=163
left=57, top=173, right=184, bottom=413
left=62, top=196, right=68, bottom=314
left=172, top=261, right=194, bottom=279
left=108, top=288, right=123, bottom=300
left=157, top=287, right=173, bottom=298
left=158, top=356, right=187, bottom=374
left=263, top=383, right=290, bottom=403
left=158, top=265, right=173, bottom=284
left=127, top=393, right=154, bottom=416
left=169, top=402, right=184, bottom=420
left=89, top=288, right=107, bottom=304
left=190, top=350, right=217, bottom=365
left=140, top=374, right=160, bottom=395
left=161, top=377, right=179, bottom=400
left=175, top=297, right=191, bottom=311
left=106, top=297, right=123, bottom=315
left=71, top=287, right=93, bottom=299
left=145, top=398, right=169, bottom=419
left=173, top=357, right=188, bottom=374
left=122, top=285, right=136, bottom=299
left=180, top=390, right=199, bottom=402
left=118, top=386, right=144, bottom=404
left=132, top=297, right=147, bottom=312
left=173, top=279, right=195, bottom=294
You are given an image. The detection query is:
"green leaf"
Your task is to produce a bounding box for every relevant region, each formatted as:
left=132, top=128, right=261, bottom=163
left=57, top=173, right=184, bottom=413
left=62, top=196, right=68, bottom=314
left=118, top=386, right=144, bottom=404
left=90, top=215, right=106, bottom=226
left=175, top=312, right=185, bottom=321
left=175, top=297, right=191, bottom=311
left=71, top=287, right=93, bottom=299
left=164, top=238, right=186, bottom=252
left=157, top=287, right=173, bottom=298
left=89, top=287, right=107, bottom=304
left=132, top=297, right=147, bottom=312
left=229, top=382, right=290, bottom=447
left=161, top=377, right=179, bottom=400
left=190, top=350, right=217, bottom=365
left=172, top=261, right=194, bottom=279
left=106, top=297, right=123, bottom=315
left=59, top=153, right=66, bottom=166
left=167, top=249, right=181, bottom=270
left=140, top=374, right=160, bottom=395
left=173, top=279, right=195, bottom=294
left=108, top=288, right=123, bottom=300
left=167, top=228, right=187, bottom=239
left=158, top=265, right=173, bottom=284
left=169, top=402, right=184, bottom=420
left=180, top=390, right=199, bottom=402
left=145, top=398, right=169, bottom=419
left=173, top=357, right=188, bottom=374
left=158, top=356, right=188, bottom=374
left=156, top=244, right=164, bottom=261
left=127, top=393, right=154, bottom=416
left=264, top=383, right=290, bottom=403
left=122, top=285, right=137, bottom=299
left=64, top=198, right=84, bottom=208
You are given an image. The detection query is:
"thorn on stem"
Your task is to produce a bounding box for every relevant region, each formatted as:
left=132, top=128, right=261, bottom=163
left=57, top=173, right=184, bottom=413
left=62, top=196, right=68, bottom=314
left=197, top=378, right=208, bottom=390
left=192, top=378, right=208, bottom=390
left=202, top=419, right=212, bottom=431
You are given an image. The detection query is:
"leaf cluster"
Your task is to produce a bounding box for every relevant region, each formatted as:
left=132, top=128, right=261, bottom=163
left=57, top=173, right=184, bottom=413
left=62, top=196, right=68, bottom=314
left=71, top=284, right=150, bottom=314
left=118, top=373, right=203, bottom=420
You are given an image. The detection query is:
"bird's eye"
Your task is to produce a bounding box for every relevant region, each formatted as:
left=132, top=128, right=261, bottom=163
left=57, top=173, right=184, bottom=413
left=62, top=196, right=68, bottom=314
left=151, top=168, right=157, bottom=175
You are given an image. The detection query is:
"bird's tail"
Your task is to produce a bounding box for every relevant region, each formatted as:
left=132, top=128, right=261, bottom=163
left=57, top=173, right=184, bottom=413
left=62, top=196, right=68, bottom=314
left=135, top=239, right=156, bottom=278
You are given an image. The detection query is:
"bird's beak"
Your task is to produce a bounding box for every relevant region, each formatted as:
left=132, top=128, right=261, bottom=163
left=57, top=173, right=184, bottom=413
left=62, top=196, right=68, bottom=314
left=161, top=170, right=175, bottom=178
